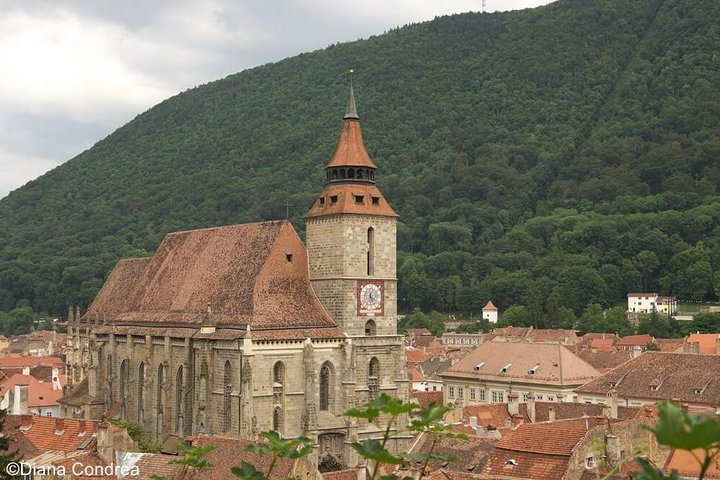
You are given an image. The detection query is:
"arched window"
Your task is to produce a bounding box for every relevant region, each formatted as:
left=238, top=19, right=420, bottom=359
left=348, top=168, right=355, bottom=179
left=367, top=227, right=374, bottom=276
left=175, top=366, right=184, bottom=435
left=106, top=355, right=113, bottom=407
left=368, top=357, right=380, bottom=400
left=319, top=362, right=334, bottom=411
left=138, top=362, right=146, bottom=423
left=273, top=407, right=283, bottom=433
left=332, top=170, right=338, bottom=180
left=365, top=319, right=376, bottom=337
left=157, top=364, right=166, bottom=439
left=340, top=169, right=346, bottom=179
left=223, top=361, right=232, bottom=433
left=119, top=360, right=129, bottom=417
left=273, top=362, right=284, bottom=385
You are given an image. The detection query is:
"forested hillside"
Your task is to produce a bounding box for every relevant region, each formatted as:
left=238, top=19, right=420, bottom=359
left=0, top=0, right=719, bottom=326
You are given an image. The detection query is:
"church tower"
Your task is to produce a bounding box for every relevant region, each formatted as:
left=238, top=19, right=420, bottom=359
left=305, top=84, right=399, bottom=337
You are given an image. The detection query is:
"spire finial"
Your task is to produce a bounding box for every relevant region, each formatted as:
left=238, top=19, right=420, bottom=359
left=344, top=69, right=359, bottom=120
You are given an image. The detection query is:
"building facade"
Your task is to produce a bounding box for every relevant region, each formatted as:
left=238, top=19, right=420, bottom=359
left=61, top=87, right=410, bottom=471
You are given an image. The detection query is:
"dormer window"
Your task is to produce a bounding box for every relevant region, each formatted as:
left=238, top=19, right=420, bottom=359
left=285, top=252, right=293, bottom=263
left=330, top=195, right=338, bottom=204
left=371, top=196, right=380, bottom=205
left=319, top=197, right=325, bottom=205
left=354, top=195, right=364, bottom=204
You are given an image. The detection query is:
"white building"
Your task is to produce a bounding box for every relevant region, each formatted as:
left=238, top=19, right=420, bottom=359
left=627, top=293, right=677, bottom=315
left=482, top=300, right=498, bottom=324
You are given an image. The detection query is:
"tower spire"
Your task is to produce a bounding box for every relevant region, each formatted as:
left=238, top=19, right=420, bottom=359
left=344, top=69, right=359, bottom=120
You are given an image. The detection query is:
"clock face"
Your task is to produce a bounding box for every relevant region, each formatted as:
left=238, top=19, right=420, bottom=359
left=360, top=283, right=382, bottom=310
left=357, top=280, right=384, bottom=316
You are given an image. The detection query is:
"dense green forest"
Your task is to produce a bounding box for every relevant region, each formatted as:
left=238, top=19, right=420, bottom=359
left=0, top=0, right=719, bottom=328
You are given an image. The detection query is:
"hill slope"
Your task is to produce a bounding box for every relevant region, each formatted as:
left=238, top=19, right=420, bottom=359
left=0, top=0, right=718, bottom=322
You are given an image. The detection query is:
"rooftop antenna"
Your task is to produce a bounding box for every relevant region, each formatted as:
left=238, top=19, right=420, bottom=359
left=285, top=200, right=293, bottom=219
left=482, top=0, right=486, bottom=13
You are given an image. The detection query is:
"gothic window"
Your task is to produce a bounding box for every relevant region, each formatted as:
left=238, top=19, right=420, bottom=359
left=365, top=319, right=376, bottom=336
left=273, top=407, right=283, bottom=434
left=368, top=357, right=380, bottom=400
left=106, top=355, right=113, bottom=407
left=175, top=366, right=184, bottom=435
left=138, top=362, right=146, bottom=423
left=367, top=227, right=375, bottom=276
left=319, top=362, right=334, bottom=411
left=223, top=360, right=232, bottom=433
left=273, top=361, right=284, bottom=405
left=199, top=362, right=209, bottom=406
left=157, top=363, right=166, bottom=438
left=119, top=359, right=129, bottom=417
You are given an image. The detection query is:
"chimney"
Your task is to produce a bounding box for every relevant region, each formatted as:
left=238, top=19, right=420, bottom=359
left=511, top=414, right=524, bottom=427
left=605, top=435, right=621, bottom=466
left=54, top=418, right=65, bottom=433
left=602, top=404, right=611, bottom=418
left=548, top=406, right=556, bottom=422
left=596, top=415, right=608, bottom=426
left=632, top=345, right=642, bottom=358
left=608, top=388, right=618, bottom=420
left=97, top=420, right=114, bottom=463
left=13, top=384, right=28, bottom=414
left=508, top=392, right=519, bottom=416
left=469, top=416, right=478, bottom=432
left=52, top=367, right=61, bottom=390
left=22, top=366, right=30, bottom=376
left=527, top=393, right=536, bottom=423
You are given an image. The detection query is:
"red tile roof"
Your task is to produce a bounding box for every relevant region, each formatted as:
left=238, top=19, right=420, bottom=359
left=483, top=301, right=497, bottom=311
left=322, top=469, right=359, bottom=480
left=185, top=435, right=296, bottom=480
left=408, top=367, right=424, bottom=382
left=0, top=374, right=63, bottom=407
left=4, top=415, right=98, bottom=454
left=305, top=183, right=398, bottom=218
left=664, top=448, right=720, bottom=479
left=576, top=349, right=633, bottom=373
left=590, top=338, right=615, bottom=351
left=617, top=334, right=654, bottom=347
left=685, top=333, right=720, bottom=354
left=410, top=391, right=443, bottom=409
left=575, top=352, right=720, bottom=407
left=406, top=348, right=430, bottom=365
left=0, top=356, right=64, bottom=368
left=325, top=117, right=377, bottom=169
left=86, top=221, right=344, bottom=340
left=443, top=342, right=599, bottom=386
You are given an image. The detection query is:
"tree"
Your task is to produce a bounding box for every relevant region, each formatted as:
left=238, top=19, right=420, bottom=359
left=577, top=303, right=604, bottom=335
left=0, top=408, right=20, bottom=479
left=498, top=305, right=530, bottom=327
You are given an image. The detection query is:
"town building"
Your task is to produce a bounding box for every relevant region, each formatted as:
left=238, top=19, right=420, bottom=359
left=575, top=352, right=720, bottom=412
left=684, top=333, right=720, bottom=355
left=440, top=342, right=600, bottom=406
left=60, top=86, right=410, bottom=471
left=440, top=332, right=484, bottom=346
left=482, top=300, right=498, bottom=324
left=627, top=293, right=677, bottom=315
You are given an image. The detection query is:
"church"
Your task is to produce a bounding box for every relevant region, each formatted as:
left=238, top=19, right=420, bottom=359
left=60, top=85, right=410, bottom=471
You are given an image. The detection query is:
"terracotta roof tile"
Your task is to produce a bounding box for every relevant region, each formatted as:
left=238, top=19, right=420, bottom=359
left=410, top=432, right=496, bottom=475
left=575, top=352, right=720, bottom=407
left=576, top=349, right=633, bottom=373
left=305, top=183, right=398, bottom=218
left=185, top=435, right=296, bottom=480
left=322, top=469, right=359, bottom=480
left=325, top=118, right=377, bottom=169
left=442, top=342, right=599, bottom=386
left=664, top=448, right=720, bottom=479
left=86, top=221, right=340, bottom=340
left=410, top=391, right=444, bottom=409
left=4, top=415, right=98, bottom=453
left=495, top=417, right=598, bottom=456
left=0, top=374, right=63, bottom=406
left=124, top=453, right=186, bottom=480
left=654, top=338, right=685, bottom=352
left=0, top=356, right=64, bottom=368
left=483, top=449, right=570, bottom=479
left=617, top=334, right=654, bottom=347
left=685, top=334, right=720, bottom=354
left=407, top=348, right=430, bottom=365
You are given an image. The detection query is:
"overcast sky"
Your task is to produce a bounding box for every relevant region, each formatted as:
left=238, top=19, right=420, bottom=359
left=0, top=0, right=553, bottom=199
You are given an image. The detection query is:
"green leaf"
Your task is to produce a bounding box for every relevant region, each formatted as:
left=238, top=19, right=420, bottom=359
left=230, top=461, right=268, bottom=480
left=351, top=440, right=403, bottom=465
left=649, top=402, right=720, bottom=451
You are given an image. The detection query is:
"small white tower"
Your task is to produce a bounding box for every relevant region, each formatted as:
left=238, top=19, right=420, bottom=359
left=482, top=300, right=498, bottom=324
